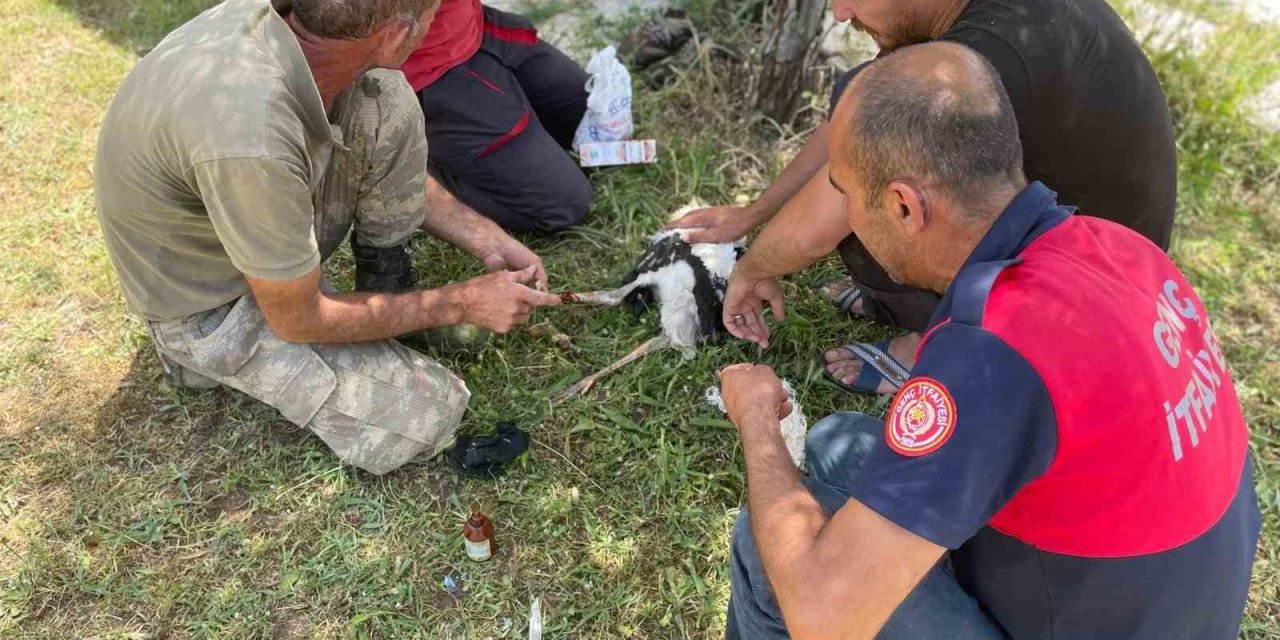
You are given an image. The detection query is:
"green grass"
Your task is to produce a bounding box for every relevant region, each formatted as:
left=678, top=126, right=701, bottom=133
left=0, top=0, right=1277, bottom=637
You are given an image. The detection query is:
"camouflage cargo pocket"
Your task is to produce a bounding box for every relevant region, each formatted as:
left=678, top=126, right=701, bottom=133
left=184, top=296, right=337, bottom=427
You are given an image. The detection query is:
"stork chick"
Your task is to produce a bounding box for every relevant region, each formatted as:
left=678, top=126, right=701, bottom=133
left=552, top=206, right=742, bottom=403
left=562, top=207, right=742, bottom=348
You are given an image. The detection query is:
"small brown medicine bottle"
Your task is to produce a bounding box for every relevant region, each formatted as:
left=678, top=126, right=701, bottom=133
left=463, top=511, right=495, bottom=562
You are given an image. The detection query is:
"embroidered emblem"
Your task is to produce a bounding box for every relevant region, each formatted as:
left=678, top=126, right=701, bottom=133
left=886, top=378, right=957, bottom=457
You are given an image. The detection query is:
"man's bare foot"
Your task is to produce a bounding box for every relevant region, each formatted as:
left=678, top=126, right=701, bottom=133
left=823, top=332, right=922, bottom=395
left=813, top=276, right=875, bottom=318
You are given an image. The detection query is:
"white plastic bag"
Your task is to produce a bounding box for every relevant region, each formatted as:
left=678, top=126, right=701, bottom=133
left=573, top=46, right=634, bottom=150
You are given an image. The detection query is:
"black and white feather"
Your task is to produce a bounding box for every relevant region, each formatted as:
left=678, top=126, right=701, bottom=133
left=619, top=228, right=742, bottom=348
left=567, top=206, right=742, bottom=350
left=550, top=206, right=743, bottom=403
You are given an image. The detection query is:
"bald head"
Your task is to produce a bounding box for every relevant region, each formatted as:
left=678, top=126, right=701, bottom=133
left=833, top=41, right=1024, bottom=216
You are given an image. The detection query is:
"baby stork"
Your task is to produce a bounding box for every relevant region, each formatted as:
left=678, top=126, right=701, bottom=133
left=552, top=206, right=741, bottom=403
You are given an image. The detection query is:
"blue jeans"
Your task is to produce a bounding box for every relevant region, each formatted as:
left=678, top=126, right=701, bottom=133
left=725, top=412, right=1006, bottom=640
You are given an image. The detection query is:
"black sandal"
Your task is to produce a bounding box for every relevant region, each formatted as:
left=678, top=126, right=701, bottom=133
left=448, top=422, right=531, bottom=479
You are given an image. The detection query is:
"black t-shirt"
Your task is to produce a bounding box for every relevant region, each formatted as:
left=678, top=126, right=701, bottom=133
left=832, top=0, right=1177, bottom=249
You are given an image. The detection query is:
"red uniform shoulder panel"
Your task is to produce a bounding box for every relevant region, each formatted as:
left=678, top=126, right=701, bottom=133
left=979, top=217, right=1248, bottom=557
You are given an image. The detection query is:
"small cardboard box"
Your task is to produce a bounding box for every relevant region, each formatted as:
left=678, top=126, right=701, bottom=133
left=579, top=140, right=658, bottom=167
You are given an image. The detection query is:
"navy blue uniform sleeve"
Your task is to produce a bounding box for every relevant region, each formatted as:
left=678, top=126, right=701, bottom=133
left=847, top=323, right=1058, bottom=549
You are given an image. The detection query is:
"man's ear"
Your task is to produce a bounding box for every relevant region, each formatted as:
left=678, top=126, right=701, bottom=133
left=372, top=19, right=413, bottom=63
left=887, top=180, right=929, bottom=235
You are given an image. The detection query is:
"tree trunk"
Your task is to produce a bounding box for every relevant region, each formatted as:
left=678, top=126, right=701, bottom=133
left=753, top=0, right=827, bottom=124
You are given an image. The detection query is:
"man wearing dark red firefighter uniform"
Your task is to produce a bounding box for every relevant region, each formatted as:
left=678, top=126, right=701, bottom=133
left=401, top=0, right=593, bottom=234
left=717, top=42, right=1260, bottom=640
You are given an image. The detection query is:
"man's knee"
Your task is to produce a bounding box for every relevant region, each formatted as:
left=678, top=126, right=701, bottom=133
left=361, top=70, right=424, bottom=135
left=151, top=342, right=221, bottom=390
left=308, top=408, right=441, bottom=475
left=728, top=507, right=793, bottom=639
left=308, top=388, right=468, bottom=475
left=307, top=342, right=471, bottom=475
left=341, top=70, right=426, bottom=157
left=837, top=234, right=940, bottom=331
left=527, top=172, right=593, bottom=233
left=804, top=412, right=883, bottom=485
left=729, top=507, right=765, bottom=601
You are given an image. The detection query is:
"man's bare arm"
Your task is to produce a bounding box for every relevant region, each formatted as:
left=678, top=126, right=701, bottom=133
left=734, top=160, right=851, bottom=281
left=719, top=164, right=852, bottom=347
left=247, top=264, right=558, bottom=344
left=420, top=174, right=505, bottom=254
left=737, top=408, right=945, bottom=640
left=420, top=174, right=548, bottom=284
left=247, top=267, right=460, bottom=343
left=667, top=124, right=832, bottom=243
left=750, top=123, right=832, bottom=224
left=719, top=365, right=943, bottom=638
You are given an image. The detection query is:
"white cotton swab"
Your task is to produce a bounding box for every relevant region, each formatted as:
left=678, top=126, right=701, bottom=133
left=705, top=380, right=808, bottom=468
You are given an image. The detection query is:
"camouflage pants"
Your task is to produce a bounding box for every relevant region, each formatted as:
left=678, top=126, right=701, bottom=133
left=148, top=71, right=471, bottom=475
left=316, top=70, right=431, bottom=256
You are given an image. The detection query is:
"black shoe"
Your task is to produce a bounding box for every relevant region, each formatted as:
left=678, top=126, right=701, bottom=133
left=352, top=236, right=416, bottom=293
left=448, top=422, right=531, bottom=479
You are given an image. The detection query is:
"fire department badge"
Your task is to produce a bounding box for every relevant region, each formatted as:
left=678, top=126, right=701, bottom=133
left=886, top=377, right=956, bottom=457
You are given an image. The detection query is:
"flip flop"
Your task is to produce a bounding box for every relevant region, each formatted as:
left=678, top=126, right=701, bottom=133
left=812, top=277, right=875, bottom=319
left=832, top=286, right=867, bottom=316
left=820, top=339, right=911, bottom=396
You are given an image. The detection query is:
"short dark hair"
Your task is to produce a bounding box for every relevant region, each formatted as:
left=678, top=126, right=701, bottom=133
left=843, top=43, right=1024, bottom=215
left=293, top=0, right=439, bottom=40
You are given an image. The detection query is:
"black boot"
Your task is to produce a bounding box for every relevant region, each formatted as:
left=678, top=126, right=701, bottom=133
left=352, top=236, right=416, bottom=293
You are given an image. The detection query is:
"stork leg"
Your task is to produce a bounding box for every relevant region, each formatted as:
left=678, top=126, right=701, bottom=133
left=550, top=335, right=670, bottom=404
left=558, top=282, right=643, bottom=306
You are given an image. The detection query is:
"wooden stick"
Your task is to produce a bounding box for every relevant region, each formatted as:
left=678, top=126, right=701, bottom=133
left=550, top=335, right=670, bottom=404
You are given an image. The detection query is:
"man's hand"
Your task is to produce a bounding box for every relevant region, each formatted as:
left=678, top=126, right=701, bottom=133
left=664, top=204, right=761, bottom=244
left=454, top=265, right=560, bottom=334
left=720, top=363, right=792, bottom=427
left=423, top=174, right=549, bottom=289
left=723, top=271, right=786, bottom=349
left=476, top=236, right=548, bottom=289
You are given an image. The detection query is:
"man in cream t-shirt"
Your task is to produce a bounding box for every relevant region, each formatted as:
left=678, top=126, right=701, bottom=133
left=95, top=0, right=560, bottom=474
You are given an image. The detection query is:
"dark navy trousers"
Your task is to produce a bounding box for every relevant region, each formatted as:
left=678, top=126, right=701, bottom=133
left=417, top=7, right=593, bottom=233
left=726, top=412, right=1006, bottom=639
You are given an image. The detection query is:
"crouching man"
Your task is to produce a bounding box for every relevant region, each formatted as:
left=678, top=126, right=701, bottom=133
left=94, top=0, right=559, bottom=475
left=718, top=43, right=1259, bottom=639
left=403, top=0, right=594, bottom=233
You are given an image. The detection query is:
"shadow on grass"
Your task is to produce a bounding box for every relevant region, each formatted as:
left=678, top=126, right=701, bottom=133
left=51, top=0, right=217, bottom=55
left=6, top=345, right=336, bottom=634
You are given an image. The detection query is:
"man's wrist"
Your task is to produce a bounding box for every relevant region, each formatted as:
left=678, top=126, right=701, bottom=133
left=432, top=284, right=469, bottom=327
left=466, top=235, right=500, bottom=261
left=744, top=199, right=777, bottom=226
left=471, top=231, right=514, bottom=264
left=734, top=252, right=769, bottom=282
left=737, top=409, right=790, bottom=465
left=733, top=405, right=782, bottom=433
